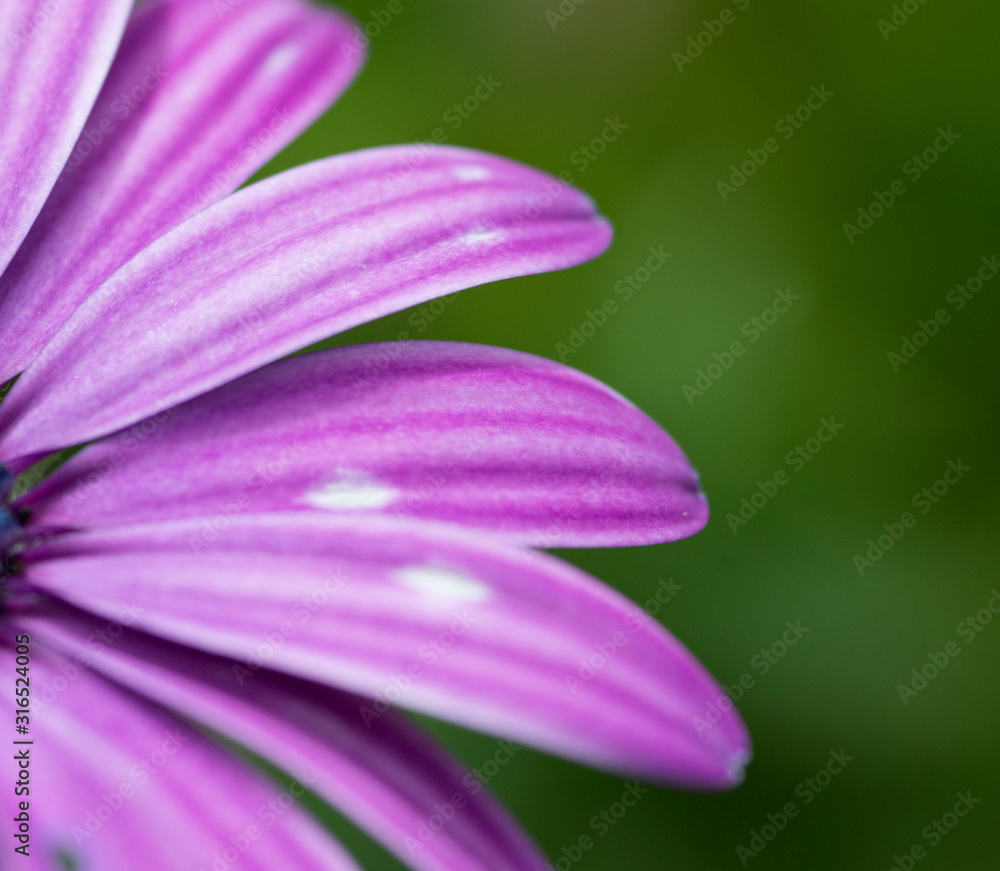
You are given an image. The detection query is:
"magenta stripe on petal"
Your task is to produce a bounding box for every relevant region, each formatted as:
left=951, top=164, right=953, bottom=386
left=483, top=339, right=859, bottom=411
left=0, top=637, right=360, bottom=871
left=22, top=513, right=751, bottom=789
left=22, top=341, right=707, bottom=547
left=0, top=0, right=364, bottom=384
left=0, top=0, right=132, bottom=277
left=23, top=599, right=552, bottom=871
left=0, top=146, right=611, bottom=466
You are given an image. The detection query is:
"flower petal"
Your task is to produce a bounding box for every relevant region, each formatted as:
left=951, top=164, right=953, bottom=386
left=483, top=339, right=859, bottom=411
left=0, top=637, right=360, bottom=871
left=22, top=513, right=751, bottom=788
left=0, top=0, right=364, bottom=384
left=0, top=146, right=611, bottom=467
left=0, top=0, right=131, bottom=277
left=23, top=598, right=552, bottom=871
left=22, top=341, right=707, bottom=546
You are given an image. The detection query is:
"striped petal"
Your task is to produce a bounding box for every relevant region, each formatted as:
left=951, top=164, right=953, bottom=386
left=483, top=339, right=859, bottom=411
left=0, top=637, right=360, bottom=871
left=21, top=514, right=751, bottom=789
left=0, top=0, right=364, bottom=384
left=0, top=0, right=131, bottom=276
left=0, top=146, right=611, bottom=467
left=23, top=598, right=551, bottom=871
left=21, top=341, right=706, bottom=547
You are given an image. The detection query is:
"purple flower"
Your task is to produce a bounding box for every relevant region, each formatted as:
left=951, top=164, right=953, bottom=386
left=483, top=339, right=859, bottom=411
left=0, top=0, right=750, bottom=868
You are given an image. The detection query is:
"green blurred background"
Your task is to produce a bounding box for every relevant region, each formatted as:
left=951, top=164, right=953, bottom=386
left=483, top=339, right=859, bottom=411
left=256, top=0, right=999, bottom=867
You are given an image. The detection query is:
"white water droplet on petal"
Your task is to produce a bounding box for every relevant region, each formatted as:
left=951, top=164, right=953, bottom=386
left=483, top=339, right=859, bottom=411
left=727, top=749, right=752, bottom=785
left=453, top=165, right=491, bottom=182
left=396, top=566, right=492, bottom=602
left=304, top=477, right=397, bottom=510
left=462, top=229, right=502, bottom=246
left=263, top=43, right=300, bottom=76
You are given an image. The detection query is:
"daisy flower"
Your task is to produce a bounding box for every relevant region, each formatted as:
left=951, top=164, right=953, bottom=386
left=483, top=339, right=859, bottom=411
left=0, top=0, right=750, bottom=868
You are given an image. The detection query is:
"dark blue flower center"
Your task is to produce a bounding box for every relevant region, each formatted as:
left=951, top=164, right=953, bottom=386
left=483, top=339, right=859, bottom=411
left=1, top=465, right=20, bottom=587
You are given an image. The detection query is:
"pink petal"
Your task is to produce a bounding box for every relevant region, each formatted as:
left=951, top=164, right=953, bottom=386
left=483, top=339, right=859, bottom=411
left=0, top=636, right=360, bottom=871
left=24, top=599, right=551, bottom=871
left=0, top=146, right=611, bottom=467
left=22, top=341, right=706, bottom=547
left=0, top=0, right=364, bottom=384
left=22, top=514, right=751, bottom=788
left=0, top=0, right=131, bottom=276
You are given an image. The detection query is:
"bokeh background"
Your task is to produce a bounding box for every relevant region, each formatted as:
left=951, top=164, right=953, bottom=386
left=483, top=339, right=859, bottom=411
left=255, top=0, right=999, bottom=867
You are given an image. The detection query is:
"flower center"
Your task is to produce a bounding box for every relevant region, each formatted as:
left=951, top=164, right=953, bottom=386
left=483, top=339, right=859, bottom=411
left=1, top=465, right=20, bottom=594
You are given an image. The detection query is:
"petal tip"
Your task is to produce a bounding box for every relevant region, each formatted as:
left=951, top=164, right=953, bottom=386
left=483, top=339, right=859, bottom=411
left=727, top=748, right=753, bottom=787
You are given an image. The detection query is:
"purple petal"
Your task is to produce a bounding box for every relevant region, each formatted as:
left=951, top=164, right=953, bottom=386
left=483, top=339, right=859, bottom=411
left=0, top=637, right=360, bottom=871
left=0, top=0, right=364, bottom=384
left=23, top=598, right=551, bottom=871
left=22, top=341, right=707, bottom=546
left=0, top=0, right=131, bottom=276
left=22, top=514, right=751, bottom=788
left=0, top=146, right=611, bottom=467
